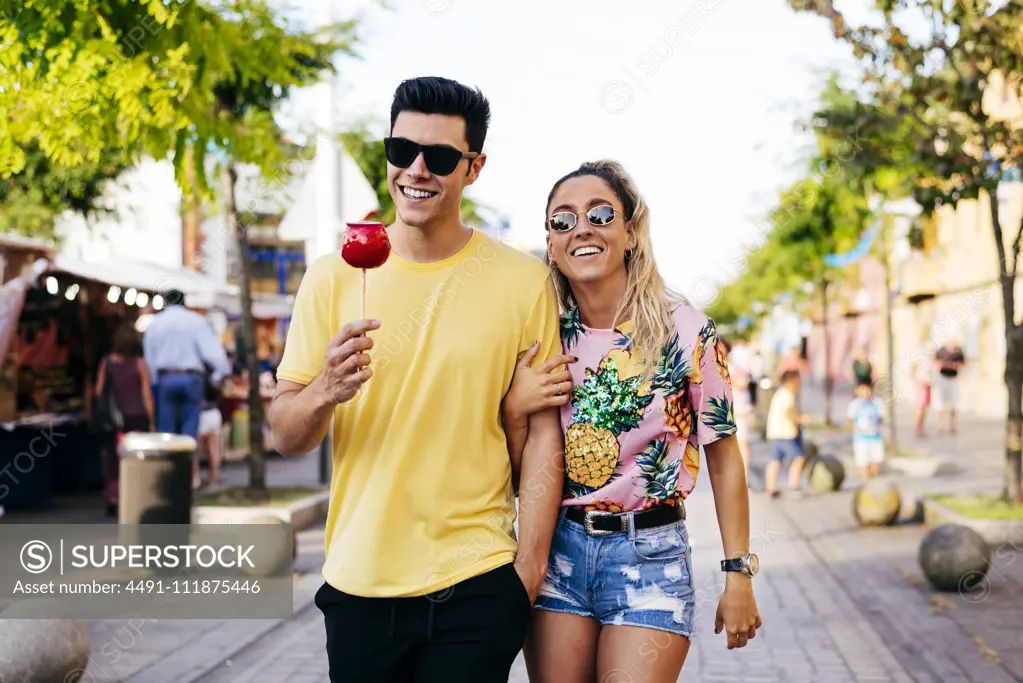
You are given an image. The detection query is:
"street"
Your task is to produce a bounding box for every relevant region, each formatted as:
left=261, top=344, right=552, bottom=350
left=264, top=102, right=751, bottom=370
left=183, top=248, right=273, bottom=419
left=191, top=441, right=1023, bottom=683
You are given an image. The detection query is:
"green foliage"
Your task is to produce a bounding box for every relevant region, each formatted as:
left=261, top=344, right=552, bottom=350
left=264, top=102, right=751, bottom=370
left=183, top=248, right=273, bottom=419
left=1, top=0, right=359, bottom=190
left=789, top=0, right=1023, bottom=502
left=0, top=142, right=129, bottom=240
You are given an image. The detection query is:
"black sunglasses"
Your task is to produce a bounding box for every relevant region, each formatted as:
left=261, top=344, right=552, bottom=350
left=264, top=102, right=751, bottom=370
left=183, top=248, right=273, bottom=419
left=546, top=205, right=617, bottom=232
left=384, top=137, right=478, bottom=176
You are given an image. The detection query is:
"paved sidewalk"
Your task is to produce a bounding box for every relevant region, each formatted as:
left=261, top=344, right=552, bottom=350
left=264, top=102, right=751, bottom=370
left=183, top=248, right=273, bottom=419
left=186, top=444, right=1023, bottom=683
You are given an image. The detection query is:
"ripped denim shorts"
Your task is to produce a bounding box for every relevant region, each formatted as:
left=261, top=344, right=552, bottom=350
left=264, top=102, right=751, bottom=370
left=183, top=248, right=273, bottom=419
left=533, top=507, right=696, bottom=638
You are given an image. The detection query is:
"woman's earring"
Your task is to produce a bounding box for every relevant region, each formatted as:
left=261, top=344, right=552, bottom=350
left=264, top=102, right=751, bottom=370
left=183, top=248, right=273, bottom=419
left=625, top=249, right=634, bottom=263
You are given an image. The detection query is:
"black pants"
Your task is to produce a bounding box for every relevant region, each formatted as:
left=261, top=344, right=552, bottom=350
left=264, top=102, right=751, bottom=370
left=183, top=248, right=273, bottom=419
left=316, top=562, right=531, bottom=683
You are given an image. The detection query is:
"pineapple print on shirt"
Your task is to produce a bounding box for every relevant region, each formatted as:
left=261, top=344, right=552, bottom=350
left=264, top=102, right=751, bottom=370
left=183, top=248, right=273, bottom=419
left=559, top=303, right=737, bottom=513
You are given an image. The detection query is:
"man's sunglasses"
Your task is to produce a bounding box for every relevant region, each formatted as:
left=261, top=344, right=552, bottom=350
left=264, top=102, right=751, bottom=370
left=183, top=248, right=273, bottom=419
left=546, top=205, right=617, bottom=232
left=384, top=137, right=478, bottom=176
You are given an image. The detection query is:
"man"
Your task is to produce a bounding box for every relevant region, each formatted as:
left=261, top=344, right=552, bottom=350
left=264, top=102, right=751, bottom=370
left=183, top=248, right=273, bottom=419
left=933, top=339, right=965, bottom=435
left=764, top=370, right=809, bottom=499
left=269, top=77, right=564, bottom=683
left=142, top=289, right=231, bottom=484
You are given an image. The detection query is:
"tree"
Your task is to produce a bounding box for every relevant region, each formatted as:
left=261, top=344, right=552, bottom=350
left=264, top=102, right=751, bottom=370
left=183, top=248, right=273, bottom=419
left=195, top=2, right=356, bottom=501
left=0, top=142, right=129, bottom=240
left=4, top=0, right=360, bottom=500
left=790, top=0, right=1023, bottom=504
left=341, top=120, right=493, bottom=228
left=808, top=73, right=923, bottom=450
left=772, top=173, right=866, bottom=425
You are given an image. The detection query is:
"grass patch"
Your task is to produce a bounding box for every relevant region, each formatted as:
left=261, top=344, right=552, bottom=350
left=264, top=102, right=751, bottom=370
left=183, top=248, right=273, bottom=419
left=193, top=486, right=326, bottom=508
left=891, top=448, right=933, bottom=459
left=929, top=493, right=1023, bottom=521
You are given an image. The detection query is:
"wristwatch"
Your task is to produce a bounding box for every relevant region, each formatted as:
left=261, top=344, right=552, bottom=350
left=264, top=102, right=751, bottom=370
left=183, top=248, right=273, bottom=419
left=721, top=553, right=759, bottom=577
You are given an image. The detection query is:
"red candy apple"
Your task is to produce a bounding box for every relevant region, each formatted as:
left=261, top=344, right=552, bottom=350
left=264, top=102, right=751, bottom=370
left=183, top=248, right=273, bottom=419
left=341, top=221, right=391, bottom=321
left=341, top=222, right=391, bottom=269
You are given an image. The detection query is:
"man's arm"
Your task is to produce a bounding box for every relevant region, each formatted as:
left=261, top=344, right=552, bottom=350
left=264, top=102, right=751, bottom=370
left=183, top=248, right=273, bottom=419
left=268, top=377, right=336, bottom=458
left=513, top=406, right=564, bottom=602
left=196, top=317, right=231, bottom=382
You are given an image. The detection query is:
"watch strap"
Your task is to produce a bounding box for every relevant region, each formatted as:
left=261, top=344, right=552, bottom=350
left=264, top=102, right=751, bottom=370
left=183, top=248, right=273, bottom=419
left=721, top=557, right=745, bottom=573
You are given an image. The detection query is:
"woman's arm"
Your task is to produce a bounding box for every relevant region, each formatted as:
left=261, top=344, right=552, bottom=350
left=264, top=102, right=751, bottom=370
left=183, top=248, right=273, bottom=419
left=138, top=358, right=155, bottom=428
left=705, top=435, right=750, bottom=563
left=502, top=343, right=574, bottom=488
left=705, top=434, right=761, bottom=648
left=94, top=358, right=107, bottom=398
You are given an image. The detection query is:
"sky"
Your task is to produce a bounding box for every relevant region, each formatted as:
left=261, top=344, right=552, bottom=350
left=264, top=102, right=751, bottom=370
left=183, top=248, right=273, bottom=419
left=283, top=0, right=858, bottom=304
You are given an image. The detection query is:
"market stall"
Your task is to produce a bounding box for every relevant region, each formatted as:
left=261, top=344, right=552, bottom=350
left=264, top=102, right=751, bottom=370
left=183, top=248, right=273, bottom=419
left=0, top=253, right=233, bottom=510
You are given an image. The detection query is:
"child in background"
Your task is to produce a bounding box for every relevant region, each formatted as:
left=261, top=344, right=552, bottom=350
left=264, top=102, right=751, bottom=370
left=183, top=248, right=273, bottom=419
left=848, top=380, right=885, bottom=480
left=765, top=370, right=810, bottom=499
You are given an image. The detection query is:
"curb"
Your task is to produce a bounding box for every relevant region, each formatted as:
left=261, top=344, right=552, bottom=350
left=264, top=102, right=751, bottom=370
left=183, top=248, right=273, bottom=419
left=122, top=570, right=324, bottom=683
left=192, top=491, right=330, bottom=532
left=917, top=496, right=1023, bottom=548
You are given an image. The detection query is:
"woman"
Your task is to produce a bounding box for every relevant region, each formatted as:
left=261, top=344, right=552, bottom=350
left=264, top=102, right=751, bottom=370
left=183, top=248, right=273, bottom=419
left=94, top=323, right=155, bottom=515
left=502, top=161, right=761, bottom=682
left=196, top=370, right=223, bottom=490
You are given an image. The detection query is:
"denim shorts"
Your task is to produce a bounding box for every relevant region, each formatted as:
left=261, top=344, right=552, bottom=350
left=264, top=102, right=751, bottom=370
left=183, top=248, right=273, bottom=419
left=770, top=437, right=803, bottom=462
left=533, top=508, right=696, bottom=638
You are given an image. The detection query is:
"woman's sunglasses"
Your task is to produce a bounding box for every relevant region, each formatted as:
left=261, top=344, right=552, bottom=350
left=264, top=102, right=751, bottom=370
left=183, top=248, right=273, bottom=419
left=546, top=205, right=617, bottom=232
left=383, top=137, right=478, bottom=176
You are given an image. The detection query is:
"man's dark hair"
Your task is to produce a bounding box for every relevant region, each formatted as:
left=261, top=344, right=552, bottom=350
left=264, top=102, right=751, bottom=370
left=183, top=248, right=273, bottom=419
left=163, top=289, right=185, bottom=306
left=390, top=77, right=491, bottom=153
left=781, top=370, right=800, bottom=385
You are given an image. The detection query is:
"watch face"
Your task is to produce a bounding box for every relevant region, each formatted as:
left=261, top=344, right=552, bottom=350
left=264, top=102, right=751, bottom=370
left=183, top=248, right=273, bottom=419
left=747, top=554, right=760, bottom=575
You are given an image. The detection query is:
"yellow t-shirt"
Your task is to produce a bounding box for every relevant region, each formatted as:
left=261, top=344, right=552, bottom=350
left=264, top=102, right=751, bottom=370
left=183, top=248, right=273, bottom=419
left=276, top=229, right=561, bottom=598
left=766, top=386, right=798, bottom=440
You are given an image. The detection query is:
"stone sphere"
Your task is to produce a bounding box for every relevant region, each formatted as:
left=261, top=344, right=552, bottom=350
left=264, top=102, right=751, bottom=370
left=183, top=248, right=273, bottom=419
left=803, top=440, right=820, bottom=463
left=240, top=515, right=297, bottom=578
left=0, top=617, right=91, bottom=683
left=853, top=479, right=902, bottom=526
left=918, top=524, right=991, bottom=594
left=807, top=455, right=845, bottom=493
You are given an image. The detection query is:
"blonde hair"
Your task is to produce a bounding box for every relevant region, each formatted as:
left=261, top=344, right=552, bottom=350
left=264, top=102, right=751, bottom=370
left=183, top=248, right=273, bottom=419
left=544, top=159, right=684, bottom=374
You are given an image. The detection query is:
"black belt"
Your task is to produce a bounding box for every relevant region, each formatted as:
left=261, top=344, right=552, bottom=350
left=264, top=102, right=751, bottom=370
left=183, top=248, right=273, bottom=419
left=565, top=502, right=685, bottom=537
left=159, top=369, right=203, bottom=376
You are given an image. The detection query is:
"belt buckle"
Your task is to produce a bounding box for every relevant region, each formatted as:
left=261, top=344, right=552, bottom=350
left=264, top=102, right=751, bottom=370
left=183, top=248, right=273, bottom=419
left=582, top=510, right=617, bottom=537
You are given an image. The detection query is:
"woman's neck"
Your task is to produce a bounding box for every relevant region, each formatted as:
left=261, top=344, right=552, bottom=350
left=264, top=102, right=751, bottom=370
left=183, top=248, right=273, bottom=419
left=573, top=271, right=629, bottom=329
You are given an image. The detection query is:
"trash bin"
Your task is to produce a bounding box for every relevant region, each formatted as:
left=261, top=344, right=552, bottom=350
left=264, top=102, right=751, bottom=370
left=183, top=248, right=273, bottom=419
left=118, top=432, right=197, bottom=526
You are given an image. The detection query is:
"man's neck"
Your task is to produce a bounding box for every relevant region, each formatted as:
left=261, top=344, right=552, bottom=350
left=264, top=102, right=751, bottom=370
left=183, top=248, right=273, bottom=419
left=388, top=216, right=473, bottom=264
left=574, top=272, right=628, bottom=329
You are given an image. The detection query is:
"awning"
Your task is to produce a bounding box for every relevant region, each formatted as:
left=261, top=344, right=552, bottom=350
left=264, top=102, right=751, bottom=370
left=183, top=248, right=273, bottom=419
left=45, top=256, right=292, bottom=320
left=212, top=289, right=294, bottom=319
left=48, top=255, right=229, bottom=302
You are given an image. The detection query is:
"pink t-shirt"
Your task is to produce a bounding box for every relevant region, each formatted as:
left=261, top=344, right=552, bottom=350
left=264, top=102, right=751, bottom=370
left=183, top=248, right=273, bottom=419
left=559, top=302, right=736, bottom=513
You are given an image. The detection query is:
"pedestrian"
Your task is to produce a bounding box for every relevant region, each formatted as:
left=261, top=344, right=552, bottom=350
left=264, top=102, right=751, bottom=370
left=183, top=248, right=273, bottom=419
left=933, top=339, right=965, bottom=435
left=501, top=160, right=761, bottom=681
left=913, top=352, right=932, bottom=437
left=732, top=369, right=755, bottom=483
left=142, top=288, right=231, bottom=489
left=195, top=369, right=223, bottom=489
left=749, top=346, right=763, bottom=407
left=269, top=77, right=565, bottom=683
left=93, top=323, right=155, bottom=516
left=764, top=370, right=809, bottom=499
left=847, top=380, right=885, bottom=480
left=852, top=348, right=873, bottom=387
